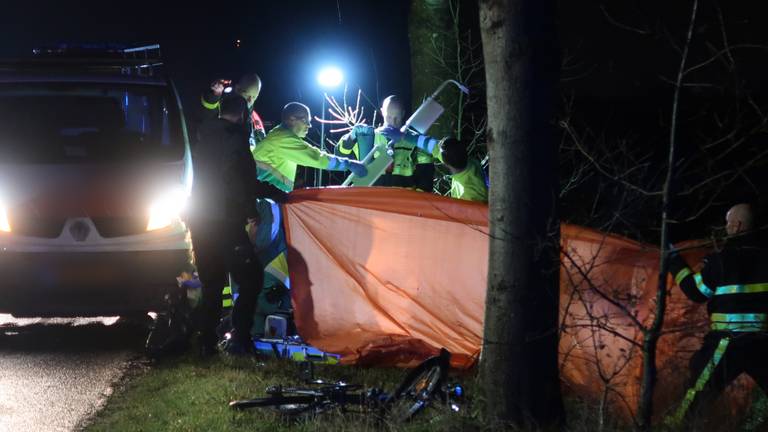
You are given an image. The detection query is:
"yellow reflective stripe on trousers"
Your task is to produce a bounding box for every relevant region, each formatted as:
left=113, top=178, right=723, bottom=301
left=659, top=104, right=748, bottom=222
left=675, top=267, right=692, bottom=286
left=201, top=95, right=220, bottom=110
left=715, top=283, right=768, bottom=296
left=710, top=313, right=768, bottom=331
left=693, top=273, right=714, bottom=298
left=222, top=285, right=233, bottom=308
left=667, top=337, right=730, bottom=427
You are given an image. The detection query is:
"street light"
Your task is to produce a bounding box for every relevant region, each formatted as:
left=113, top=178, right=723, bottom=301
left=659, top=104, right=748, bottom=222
left=315, top=66, right=344, bottom=187
left=317, top=67, right=343, bottom=88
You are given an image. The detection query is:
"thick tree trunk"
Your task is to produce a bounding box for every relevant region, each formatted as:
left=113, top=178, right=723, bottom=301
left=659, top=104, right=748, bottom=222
left=478, top=0, right=564, bottom=428
left=408, top=0, right=459, bottom=137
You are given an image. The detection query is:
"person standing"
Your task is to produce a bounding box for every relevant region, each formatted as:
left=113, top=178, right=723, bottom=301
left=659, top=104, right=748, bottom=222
left=667, top=203, right=768, bottom=427
left=202, top=73, right=266, bottom=147
left=188, top=94, right=285, bottom=356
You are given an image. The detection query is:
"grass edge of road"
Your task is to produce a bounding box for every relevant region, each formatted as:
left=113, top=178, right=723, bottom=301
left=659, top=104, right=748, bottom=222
left=81, top=351, right=481, bottom=432
left=75, top=354, right=152, bottom=432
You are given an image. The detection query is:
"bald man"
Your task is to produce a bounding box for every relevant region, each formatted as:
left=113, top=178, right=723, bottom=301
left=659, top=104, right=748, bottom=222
left=202, top=74, right=266, bottom=147
left=725, top=203, right=754, bottom=236
left=666, top=203, right=768, bottom=427
left=337, top=95, right=438, bottom=190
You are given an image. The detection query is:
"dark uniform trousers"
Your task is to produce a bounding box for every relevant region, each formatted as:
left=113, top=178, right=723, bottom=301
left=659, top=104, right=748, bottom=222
left=668, top=235, right=768, bottom=427
left=675, top=331, right=768, bottom=425
left=188, top=218, right=263, bottom=348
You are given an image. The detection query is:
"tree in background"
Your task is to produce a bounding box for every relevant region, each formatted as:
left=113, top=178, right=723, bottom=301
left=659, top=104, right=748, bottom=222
left=409, top=0, right=458, bottom=139
left=558, top=1, right=768, bottom=429
left=409, top=0, right=487, bottom=194
left=478, top=0, right=564, bottom=428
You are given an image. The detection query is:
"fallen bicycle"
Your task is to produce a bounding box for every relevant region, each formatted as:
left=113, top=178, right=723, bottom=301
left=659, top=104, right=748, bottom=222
left=229, top=348, right=464, bottom=422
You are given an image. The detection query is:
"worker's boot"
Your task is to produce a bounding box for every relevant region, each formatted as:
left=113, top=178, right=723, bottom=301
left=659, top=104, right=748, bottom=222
left=218, top=329, right=255, bottom=356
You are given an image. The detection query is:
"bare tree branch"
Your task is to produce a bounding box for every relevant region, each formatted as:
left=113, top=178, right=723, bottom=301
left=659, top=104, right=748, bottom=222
left=684, top=44, right=768, bottom=75
left=600, top=5, right=651, bottom=35
left=561, top=246, right=646, bottom=331
left=560, top=120, right=663, bottom=196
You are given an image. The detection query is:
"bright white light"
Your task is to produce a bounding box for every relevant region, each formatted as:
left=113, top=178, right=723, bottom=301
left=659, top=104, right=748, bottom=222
left=223, top=86, right=233, bottom=94
left=0, top=205, right=9, bottom=232
left=0, top=314, right=120, bottom=327
left=317, top=66, right=344, bottom=88
left=146, top=187, right=188, bottom=231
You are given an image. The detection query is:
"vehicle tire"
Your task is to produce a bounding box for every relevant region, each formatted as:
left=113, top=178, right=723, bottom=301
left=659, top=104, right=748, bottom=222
left=386, top=349, right=450, bottom=422
left=145, top=284, right=193, bottom=358
left=144, top=312, right=190, bottom=358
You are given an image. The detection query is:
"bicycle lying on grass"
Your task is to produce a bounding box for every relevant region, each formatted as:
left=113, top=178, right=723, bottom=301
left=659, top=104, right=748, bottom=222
left=229, top=348, right=464, bottom=422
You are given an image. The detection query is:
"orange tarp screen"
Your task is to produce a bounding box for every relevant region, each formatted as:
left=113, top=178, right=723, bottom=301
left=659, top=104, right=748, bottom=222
left=283, top=187, right=752, bottom=416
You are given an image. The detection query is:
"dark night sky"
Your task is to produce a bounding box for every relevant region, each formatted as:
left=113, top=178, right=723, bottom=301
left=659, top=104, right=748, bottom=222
left=0, top=1, right=413, bottom=128
left=2, top=0, right=768, bottom=238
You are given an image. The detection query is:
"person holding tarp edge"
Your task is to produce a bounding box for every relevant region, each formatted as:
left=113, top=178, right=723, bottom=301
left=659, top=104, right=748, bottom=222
left=666, top=203, right=768, bottom=427
left=252, top=102, right=368, bottom=192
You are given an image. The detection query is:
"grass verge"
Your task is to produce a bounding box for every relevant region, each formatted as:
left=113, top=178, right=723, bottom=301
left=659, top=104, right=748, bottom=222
left=84, top=351, right=478, bottom=432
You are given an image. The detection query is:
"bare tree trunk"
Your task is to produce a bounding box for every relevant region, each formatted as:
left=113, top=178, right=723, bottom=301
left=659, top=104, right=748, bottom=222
left=478, top=0, right=564, bottom=428
left=636, top=1, right=698, bottom=430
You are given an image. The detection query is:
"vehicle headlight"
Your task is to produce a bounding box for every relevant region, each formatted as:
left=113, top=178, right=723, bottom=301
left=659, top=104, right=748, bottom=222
left=0, top=204, right=10, bottom=232
left=146, top=187, right=189, bottom=231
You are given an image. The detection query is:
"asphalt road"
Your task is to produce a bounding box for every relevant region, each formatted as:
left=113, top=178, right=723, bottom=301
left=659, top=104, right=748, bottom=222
left=0, top=315, right=147, bottom=432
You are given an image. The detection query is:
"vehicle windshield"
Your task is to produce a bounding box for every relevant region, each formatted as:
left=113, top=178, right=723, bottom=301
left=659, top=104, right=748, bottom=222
left=0, top=82, right=184, bottom=163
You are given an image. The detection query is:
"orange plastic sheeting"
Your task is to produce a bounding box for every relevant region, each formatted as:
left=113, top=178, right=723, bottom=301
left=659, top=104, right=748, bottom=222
left=284, top=187, right=488, bottom=368
left=283, top=187, right=750, bottom=416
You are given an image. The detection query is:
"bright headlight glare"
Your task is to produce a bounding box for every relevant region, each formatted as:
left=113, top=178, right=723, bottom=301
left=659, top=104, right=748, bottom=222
left=146, top=188, right=188, bottom=231
left=0, top=205, right=10, bottom=233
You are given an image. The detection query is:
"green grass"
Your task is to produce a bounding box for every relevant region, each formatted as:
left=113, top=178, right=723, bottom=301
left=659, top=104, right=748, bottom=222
left=84, top=352, right=479, bottom=432
left=91, top=349, right=768, bottom=431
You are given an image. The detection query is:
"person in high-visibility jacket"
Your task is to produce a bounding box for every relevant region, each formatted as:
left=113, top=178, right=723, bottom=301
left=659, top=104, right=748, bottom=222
left=337, top=95, right=435, bottom=191
left=432, top=137, right=488, bottom=202
left=375, top=128, right=488, bottom=202
left=252, top=102, right=368, bottom=192
left=666, top=203, right=768, bottom=427
left=201, top=74, right=266, bottom=147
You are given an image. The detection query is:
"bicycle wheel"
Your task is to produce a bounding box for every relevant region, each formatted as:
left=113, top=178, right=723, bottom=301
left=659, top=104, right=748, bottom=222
left=386, top=349, right=450, bottom=422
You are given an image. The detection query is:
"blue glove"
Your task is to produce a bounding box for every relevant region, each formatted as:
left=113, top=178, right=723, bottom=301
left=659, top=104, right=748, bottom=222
left=351, top=124, right=373, bottom=140
left=348, top=160, right=368, bottom=178
left=338, top=133, right=356, bottom=151
left=380, top=126, right=404, bottom=143
left=328, top=157, right=368, bottom=177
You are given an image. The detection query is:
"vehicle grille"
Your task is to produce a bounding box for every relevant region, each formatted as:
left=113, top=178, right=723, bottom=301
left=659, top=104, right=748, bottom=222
left=91, top=217, right=148, bottom=238
left=7, top=212, right=148, bottom=239
left=8, top=214, right=66, bottom=238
